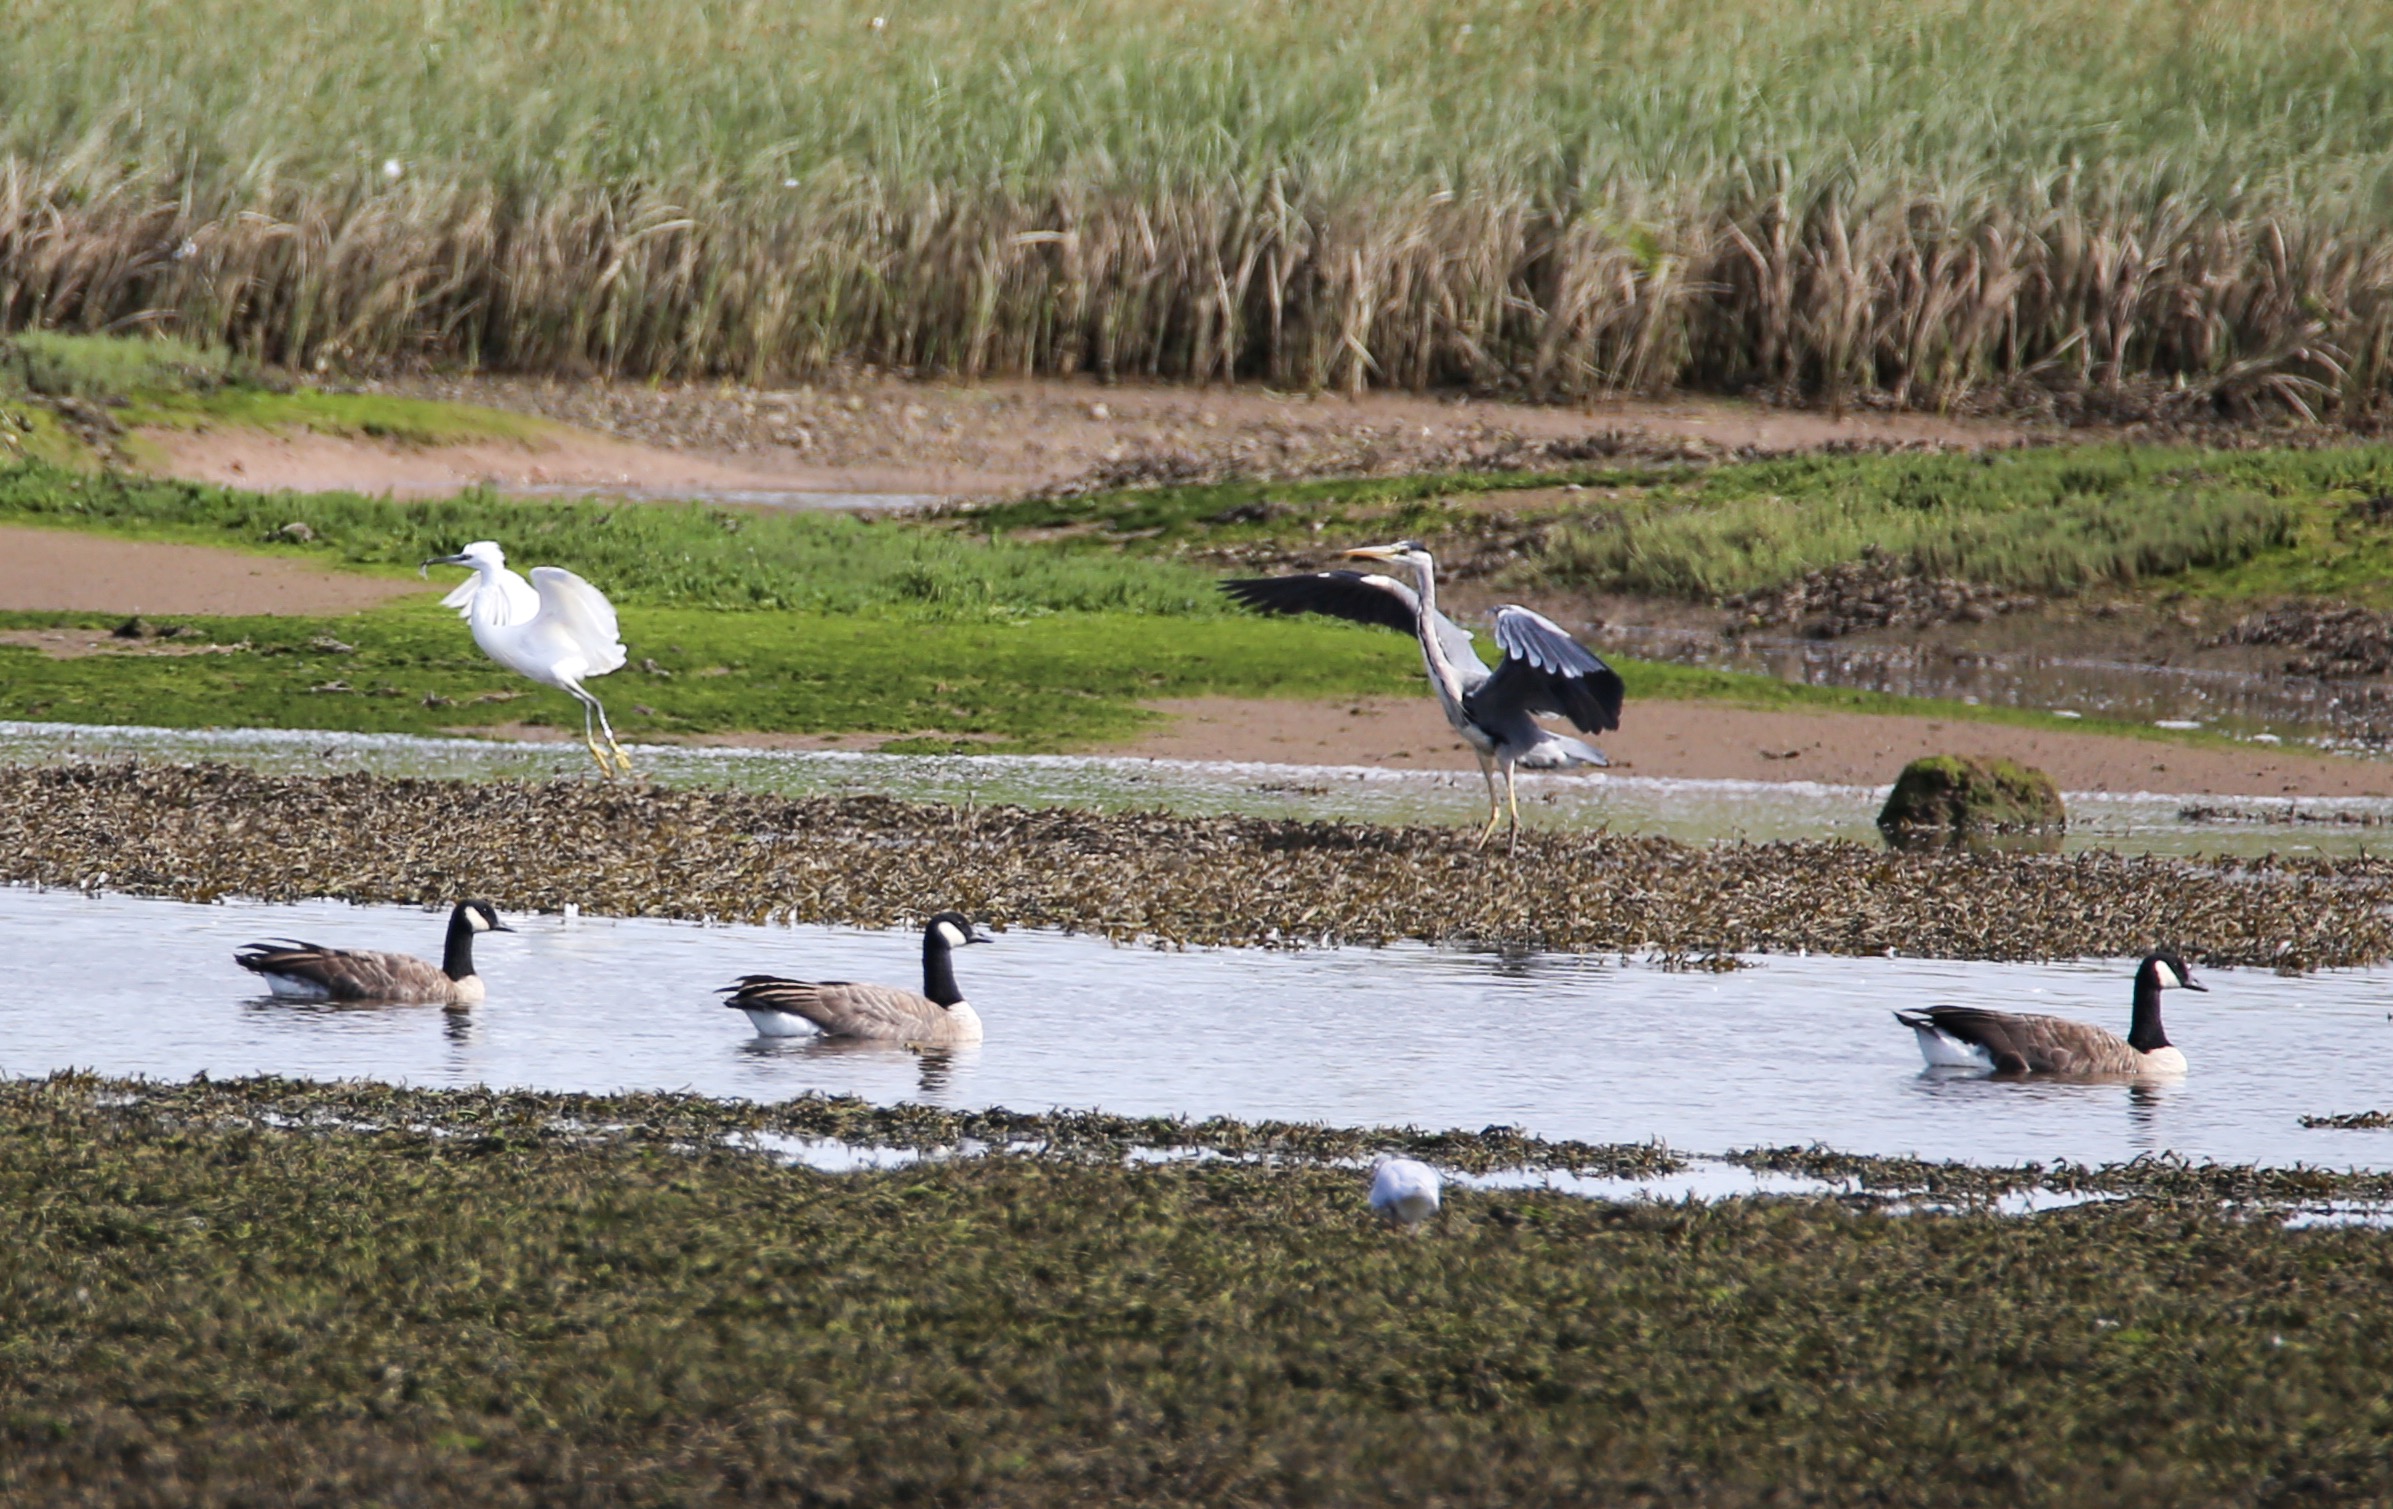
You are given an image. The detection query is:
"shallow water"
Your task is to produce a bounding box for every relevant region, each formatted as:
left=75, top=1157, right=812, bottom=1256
left=8, top=886, right=2391, bottom=1170
left=8, top=719, right=2393, bottom=859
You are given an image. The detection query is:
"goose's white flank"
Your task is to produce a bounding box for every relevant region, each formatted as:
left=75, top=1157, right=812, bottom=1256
left=1895, top=950, right=2205, bottom=1077
left=422, top=541, right=631, bottom=776
left=1369, top=1158, right=1443, bottom=1224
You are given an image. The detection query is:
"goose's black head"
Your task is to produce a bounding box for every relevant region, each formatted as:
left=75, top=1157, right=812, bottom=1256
left=2137, top=950, right=2204, bottom=993
left=454, top=900, right=514, bottom=935
left=924, top=911, right=996, bottom=951
left=920, top=911, right=994, bottom=1009
left=441, top=900, right=512, bottom=982
left=2128, top=949, right=2202, bottom=1052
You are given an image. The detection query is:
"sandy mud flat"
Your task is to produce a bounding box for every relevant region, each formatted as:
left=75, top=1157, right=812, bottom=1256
left=139, top=377, right=2027, bottom=502
left=0, top=524, right=413, bottom=618
left=1132, top=696, right=2393, bottom=799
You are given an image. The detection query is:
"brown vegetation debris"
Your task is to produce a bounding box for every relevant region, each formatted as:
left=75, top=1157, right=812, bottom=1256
left=2216, top=600, right=2393, bottom=677
left=0, top=762, right=2385, bottom=969
left=1724, top=549, right=2040, bottom=638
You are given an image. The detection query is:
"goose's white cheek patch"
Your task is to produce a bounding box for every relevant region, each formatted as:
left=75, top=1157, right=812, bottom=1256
left=935, top=921, right=968, bottom=949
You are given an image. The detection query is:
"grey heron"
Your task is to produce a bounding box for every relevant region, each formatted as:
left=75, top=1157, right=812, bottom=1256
left=719, top=912, right=997, bottom=1045
left=1895, top=950, right=2202, bottom=1076
left=235, top=901, right=514, bottom=1007
left=1221, top=541, right=1624, bottom=848
left=422, top=541, right=632, bottom=776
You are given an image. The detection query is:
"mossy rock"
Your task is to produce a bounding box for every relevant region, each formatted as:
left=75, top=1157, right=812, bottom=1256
left=1877, top=754, right=2065, bottom=840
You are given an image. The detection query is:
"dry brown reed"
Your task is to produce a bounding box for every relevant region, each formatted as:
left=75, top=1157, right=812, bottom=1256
left=5, top=171, right=2384, bottom=413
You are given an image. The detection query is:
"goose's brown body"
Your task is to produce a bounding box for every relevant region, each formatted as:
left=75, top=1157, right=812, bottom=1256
left=235, top=901, right=510, bottom=1007
left=1895, top=951, right=2202, bottom=1077
left=1896, top=1006, right=2168, bottom=1076
left=722, top=912, right=993, bottom=1044
left=720, top=978, right=983, bottom=1044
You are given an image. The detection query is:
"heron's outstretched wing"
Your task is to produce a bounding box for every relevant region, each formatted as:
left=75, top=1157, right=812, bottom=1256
left=529, top=566, right=628, bottom=676
left=1465, top=605, right=1624, bottom=734
left=1220, top=571, right=1488, bottom=675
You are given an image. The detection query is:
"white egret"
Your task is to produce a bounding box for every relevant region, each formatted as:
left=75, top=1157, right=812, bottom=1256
left=422, top=540, right=632, bottom=776
left=1369, top=1157, right=1443, bottom=1225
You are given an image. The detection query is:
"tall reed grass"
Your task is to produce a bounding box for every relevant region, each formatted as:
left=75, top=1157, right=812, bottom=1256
left=8, top=0, right=2393, bottom=408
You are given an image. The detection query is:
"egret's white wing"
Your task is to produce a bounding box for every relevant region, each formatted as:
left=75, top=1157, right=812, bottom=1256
left=529, top=566, right=628, bottom=676
left=442, top=565, right=541, bottom=625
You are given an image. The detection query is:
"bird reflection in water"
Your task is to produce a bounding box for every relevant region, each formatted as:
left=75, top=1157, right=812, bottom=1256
left=741, top=1034, right=969, bottom=1100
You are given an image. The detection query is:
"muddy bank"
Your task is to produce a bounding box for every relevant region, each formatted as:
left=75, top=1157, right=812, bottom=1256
left=353, top=376, right=2026, bottom=498
left=5, top=762, right=2386, bottom=967
left=135, top=424, right=916, bottom=505
left=0, top=524, right=413, bottom=616
left=1133, top=696, right=2393, bottom=798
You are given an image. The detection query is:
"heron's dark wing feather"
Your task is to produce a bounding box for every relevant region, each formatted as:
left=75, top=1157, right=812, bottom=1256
left=1220, top=571, right=1421, bottom=635
left=1220, top=571, right=1488, bottom=676
left=1466, top=605, right=1624, bottom=734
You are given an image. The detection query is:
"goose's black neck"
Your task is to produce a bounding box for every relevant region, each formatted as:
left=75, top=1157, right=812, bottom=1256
left=921, top=930, right=965, bottom=1007
left=2128, top=971, right=2170, bottom=1052
left=441, top=908, right=479, bottom=982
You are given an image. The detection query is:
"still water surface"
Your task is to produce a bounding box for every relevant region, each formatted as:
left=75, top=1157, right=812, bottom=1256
left=5, top=886, right=2388, bottom=1170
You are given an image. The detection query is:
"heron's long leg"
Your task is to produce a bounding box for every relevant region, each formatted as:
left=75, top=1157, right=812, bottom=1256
left=587, top=690, right=634, bottom=776
left=569, top=688, right=615, bottom=777
left=1473, top=752, right=1504, bottom=849
left=1505, top=762, right=1523, bottom=854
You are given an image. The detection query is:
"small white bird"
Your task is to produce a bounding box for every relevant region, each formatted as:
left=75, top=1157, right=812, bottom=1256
left=1369, top=1157, right=1443, bottom=1225
left=423, top=540, right=632, bottom=776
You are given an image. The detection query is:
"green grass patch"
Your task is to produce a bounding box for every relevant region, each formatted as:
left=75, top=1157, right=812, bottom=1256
left=0, top=331, right=552, bottom=450
left=122, top=386, right=552, bottom=446
left=0, top=599, right=2221, bottom=753
left=0, top=602, right=1421, bottom=751
left=0, top=329, right=244, bottom=400
left=979, top=445, right=2393, bottom=606
left=0, top=460, right=1231, bottom=616
left=5, top=1075, right=2393, bottom=1506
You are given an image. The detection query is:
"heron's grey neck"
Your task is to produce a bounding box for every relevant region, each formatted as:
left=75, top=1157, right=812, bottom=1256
left=1404, top=557, right=1468, bottom=707
left=921, top=935, right=965, bottom=1007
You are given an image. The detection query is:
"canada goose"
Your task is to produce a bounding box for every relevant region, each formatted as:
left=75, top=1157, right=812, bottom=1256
left=1369, top=1157, right=1443, bottom=1224
left=1894, top=951, right=2204, bottom=1076
left=721, top=912, right=996, bottom=1045
left=235, top=901, right=514, bottom=1007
